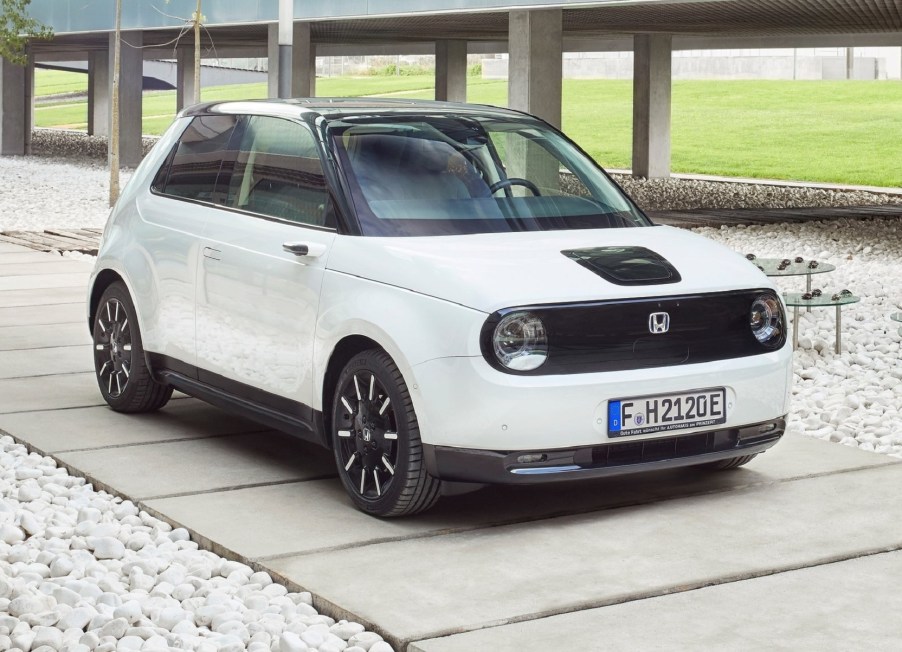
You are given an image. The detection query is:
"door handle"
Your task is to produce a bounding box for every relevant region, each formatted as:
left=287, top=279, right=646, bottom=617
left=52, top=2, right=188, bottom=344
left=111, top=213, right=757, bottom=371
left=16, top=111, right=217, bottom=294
left=202, top=246, right=221, bottom=261
left=283, top=241, right=327, bottom=258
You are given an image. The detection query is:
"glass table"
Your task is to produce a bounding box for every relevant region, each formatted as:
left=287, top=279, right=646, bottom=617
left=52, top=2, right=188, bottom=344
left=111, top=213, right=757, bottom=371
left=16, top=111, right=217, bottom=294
left=752, top=258, right=836, bottom=312
left=783, top=292, right=860, bottom=354
left=892, top=312, right=902, bottom=337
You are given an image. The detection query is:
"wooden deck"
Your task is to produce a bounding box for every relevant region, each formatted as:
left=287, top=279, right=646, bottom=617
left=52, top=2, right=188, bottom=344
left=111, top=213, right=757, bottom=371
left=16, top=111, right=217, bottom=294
left=0, top=228, right=103, bottom=255
left=1, top=205, right=899, bottom=255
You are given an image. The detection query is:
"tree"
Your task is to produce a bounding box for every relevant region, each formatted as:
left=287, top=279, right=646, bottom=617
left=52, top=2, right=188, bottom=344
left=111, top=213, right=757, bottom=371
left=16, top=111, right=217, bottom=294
left=0, top=0, right=51, bottom=65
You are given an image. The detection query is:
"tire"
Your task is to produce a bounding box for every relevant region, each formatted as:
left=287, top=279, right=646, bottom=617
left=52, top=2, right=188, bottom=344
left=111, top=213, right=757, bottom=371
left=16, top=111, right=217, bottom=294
left=92, top=282, right=172, bottom=413
left=331, top=349, right=441, bottom=517
left=701, top=454, right=758, bottom=471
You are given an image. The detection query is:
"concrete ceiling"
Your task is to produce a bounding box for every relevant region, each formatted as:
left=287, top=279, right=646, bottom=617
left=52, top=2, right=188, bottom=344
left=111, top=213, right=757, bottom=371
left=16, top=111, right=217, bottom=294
left=28, top=0, right=902, bottom=58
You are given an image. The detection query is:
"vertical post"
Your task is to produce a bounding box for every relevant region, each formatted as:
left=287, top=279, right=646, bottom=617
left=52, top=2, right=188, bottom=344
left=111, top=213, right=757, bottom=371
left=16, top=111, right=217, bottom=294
left=193, top=0, right=201, bottom=104
left=109, top=30, right=144, bottom=171
left=508, top=9, right=563, bottom=128
left=88, top=50, right=110, bottom=137
left=278, top=0, right=293, bottom=98
left=291, top=22, right=315, bottom=97
left=632, top=34, right=672, bottom=179
left=109, top=1, right=122, bottom=205
left=176, top=49, right=197, bottom=111
left=846, top=47, right=854, bottom=80
left=0, top=57, right=26, bottom=155
left=24, top=51, right=34, bottom=154
left=435, top=40, right=467, bottom=102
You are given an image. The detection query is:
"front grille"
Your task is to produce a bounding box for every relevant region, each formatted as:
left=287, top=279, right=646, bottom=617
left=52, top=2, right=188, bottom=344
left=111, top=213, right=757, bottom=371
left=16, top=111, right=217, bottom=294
left=481, top=289, right=785, bottom=375
left=585, top=430, right=738, bottom=467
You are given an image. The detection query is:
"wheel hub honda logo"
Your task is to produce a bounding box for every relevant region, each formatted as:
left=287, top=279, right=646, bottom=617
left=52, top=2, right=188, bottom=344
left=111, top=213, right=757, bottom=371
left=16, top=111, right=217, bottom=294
left=648, top=312, right=670, bottom=334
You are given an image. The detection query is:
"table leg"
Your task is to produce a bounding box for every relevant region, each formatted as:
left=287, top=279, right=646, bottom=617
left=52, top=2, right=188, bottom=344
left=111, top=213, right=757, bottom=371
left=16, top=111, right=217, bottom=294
left=835, top=304, right=841, bottom=354
left=793, top=305, right=799, bottom=350
left=806, top=273, right=812, bottom=313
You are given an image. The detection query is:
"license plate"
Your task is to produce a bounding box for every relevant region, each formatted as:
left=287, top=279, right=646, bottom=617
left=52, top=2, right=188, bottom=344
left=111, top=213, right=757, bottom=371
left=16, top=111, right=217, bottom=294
left=608, top=388, right=727, bottom=437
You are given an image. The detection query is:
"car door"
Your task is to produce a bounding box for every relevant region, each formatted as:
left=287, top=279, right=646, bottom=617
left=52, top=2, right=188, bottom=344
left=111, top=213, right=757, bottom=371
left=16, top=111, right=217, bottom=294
left=195, top=115, right=337, bottom=424
left=138, top=114, right=241, bottom=371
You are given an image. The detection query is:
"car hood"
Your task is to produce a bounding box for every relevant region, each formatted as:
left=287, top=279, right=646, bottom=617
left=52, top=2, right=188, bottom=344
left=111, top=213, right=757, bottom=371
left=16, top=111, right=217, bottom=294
left=327, top=226, right=772, bottom=313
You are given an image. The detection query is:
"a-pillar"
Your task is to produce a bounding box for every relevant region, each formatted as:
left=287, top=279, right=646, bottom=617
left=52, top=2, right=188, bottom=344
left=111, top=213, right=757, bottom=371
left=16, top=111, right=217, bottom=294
left=176, top=49, right=199, bottom=111
left=508, top=9, right=562, bottom=128
left=88, top=49, right=110, bottom=136
left=435, top=40, right=467, bottom=102
left=110, top=30, right=144, bottom=168
left=268, top=22, right=316, bottom=98
left=0, top=57, right=27, bottom=156
left=632, top=34, right=672, bottom=179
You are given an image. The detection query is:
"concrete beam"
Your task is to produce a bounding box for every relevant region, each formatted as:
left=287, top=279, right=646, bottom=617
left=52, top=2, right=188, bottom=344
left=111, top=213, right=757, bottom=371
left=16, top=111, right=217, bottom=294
left=176, top=49, right=198, bottom=111
left=88, top=49, right=110, bottom=137
left=110, top=30, right=144, bottom=168
left=0, top=58, right=27, bottom=156
left=508, top=9, right=562, bottom=128
left=632, top=34, right=672, bottom=179
left=435, top=40, right=468, bottom=102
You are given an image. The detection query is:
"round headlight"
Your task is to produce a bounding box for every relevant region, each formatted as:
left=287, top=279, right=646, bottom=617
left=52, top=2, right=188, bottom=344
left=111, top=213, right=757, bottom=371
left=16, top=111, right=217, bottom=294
left=493, top=312, right=548, bottom=371
left=750, top=293, right=785, bottom=348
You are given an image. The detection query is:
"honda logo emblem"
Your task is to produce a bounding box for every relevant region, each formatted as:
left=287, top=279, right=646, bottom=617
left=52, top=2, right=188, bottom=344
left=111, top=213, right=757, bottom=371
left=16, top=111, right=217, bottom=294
left=648, top=312, right=670, bottom=334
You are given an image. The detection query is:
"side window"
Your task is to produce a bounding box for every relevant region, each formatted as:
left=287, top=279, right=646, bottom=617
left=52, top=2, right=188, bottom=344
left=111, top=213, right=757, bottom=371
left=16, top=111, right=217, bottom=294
left=155, top=115, right=238, bottom=202
left=225, top=116, right=331, bottom=227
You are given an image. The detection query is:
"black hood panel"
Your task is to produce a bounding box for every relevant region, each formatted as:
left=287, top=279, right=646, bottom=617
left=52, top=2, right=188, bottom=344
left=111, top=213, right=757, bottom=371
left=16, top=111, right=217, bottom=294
left=562, top=246, right=682, bottom=286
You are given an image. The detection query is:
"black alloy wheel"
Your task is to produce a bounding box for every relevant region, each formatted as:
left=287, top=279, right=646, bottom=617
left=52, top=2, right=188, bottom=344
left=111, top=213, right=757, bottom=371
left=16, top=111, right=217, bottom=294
left=331, top=349, right=440, bottom=517
left=92, top=282, right=172, bottom=413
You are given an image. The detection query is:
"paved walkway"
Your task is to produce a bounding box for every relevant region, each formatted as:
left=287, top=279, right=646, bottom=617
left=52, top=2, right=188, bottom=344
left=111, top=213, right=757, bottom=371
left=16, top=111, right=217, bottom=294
left=2, top=241, right=902, bottom=650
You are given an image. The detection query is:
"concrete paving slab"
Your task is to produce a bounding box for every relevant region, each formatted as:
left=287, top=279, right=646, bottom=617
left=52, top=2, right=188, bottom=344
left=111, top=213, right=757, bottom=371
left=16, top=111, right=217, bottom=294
left=0, top=242, right=30, bottom=253
left=0, top=399, right=267, bottom=452
left=57, top=430, right=335, bottom=500
left=410, top=551, right=902, bottom=651
left=0, top=322, right=91, bottom=350
left=0, top=302, right=85, bottom=327
left=0, top=271, right=90, bottom=291
left=0, top=372, right=104, bottom=413
left=0, top=251, right=72, bottom=264
left=0, top=345, right=92, bottom=379
left=0, top=260, right=94, bottom=276
left=144, top=435, right=895, bottom=561
left=0, top=286, right=87, bottom=308
left=267, top=463, right=902, bottom=646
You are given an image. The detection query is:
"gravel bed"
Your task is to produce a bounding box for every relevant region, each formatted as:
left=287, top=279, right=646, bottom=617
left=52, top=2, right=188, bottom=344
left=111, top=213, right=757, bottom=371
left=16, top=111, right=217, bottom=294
left=692, top=218, right=902, bottom=458
left=0, top=435, right=392, bottom=652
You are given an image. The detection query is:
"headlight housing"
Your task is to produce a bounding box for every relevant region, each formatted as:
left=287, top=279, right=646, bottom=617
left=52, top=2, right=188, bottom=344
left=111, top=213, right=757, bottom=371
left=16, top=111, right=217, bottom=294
left=750, top=293, right=785, bottom=349
left=491, top=311, right=548, bottom=371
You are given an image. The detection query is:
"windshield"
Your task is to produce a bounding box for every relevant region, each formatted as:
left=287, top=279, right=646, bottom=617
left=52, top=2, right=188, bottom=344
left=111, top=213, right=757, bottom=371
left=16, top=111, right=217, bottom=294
left=327, top=114, right=650, bottom=237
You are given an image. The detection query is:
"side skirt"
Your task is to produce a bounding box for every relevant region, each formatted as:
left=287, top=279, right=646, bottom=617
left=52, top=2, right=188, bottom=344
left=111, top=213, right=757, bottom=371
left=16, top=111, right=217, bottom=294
left=147, top=353, right=328, bottom=448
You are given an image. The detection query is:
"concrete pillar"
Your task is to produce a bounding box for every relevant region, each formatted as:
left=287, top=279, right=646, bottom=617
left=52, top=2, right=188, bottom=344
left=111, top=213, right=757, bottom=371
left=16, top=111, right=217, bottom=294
left=110, top=30, right=144, bottom=168
left=291, top=22, right=315, bottom=97
left=508, top=9, right=562, bottom=128
left=88, top=49, right=110, bottom=137
left=269, top=23, right=315, bottom=98
left=24, top=54, right=34, bottom=154
left=435, top=40, right=467, bottom=102
left=176, top=49, right=198, bottom=111
left=632, top=34, right=672, bottom=179
left=0, top=58, right=26, bottom=156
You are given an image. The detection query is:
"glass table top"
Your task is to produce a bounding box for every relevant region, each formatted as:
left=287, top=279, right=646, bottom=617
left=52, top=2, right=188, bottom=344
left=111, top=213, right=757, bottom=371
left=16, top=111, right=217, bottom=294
left=782, top=292, right=860, bottom=308
left=749, top=257, right=836, bottom=277
left=891, top=312, right=902, bottom=323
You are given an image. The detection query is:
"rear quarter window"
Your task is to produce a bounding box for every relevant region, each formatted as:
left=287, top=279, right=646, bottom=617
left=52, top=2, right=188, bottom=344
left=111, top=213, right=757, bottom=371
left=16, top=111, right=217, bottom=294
left=153, top=115, right=239, bottom=202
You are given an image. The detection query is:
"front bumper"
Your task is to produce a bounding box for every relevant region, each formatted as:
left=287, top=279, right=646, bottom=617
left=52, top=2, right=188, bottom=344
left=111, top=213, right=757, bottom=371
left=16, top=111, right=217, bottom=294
left=424, top=417, right=785, bottom=484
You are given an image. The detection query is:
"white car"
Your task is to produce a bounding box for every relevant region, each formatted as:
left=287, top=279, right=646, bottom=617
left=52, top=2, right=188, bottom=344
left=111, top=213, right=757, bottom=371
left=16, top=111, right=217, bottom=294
left=88, top=99, right=792, bottom=516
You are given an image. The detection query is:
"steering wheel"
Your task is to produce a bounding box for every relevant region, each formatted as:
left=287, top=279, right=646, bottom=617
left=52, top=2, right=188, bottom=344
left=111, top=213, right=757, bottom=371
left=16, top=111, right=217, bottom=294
left=489, top=178, right=541, bottom=196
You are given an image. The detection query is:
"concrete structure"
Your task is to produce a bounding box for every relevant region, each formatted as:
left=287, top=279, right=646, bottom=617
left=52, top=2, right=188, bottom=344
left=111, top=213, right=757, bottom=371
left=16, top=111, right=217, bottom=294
left=4, top=0, right=902, bottom=172
left=2, top=242, right=902, bottom=650
left=434, top=40, right=467, bottom=102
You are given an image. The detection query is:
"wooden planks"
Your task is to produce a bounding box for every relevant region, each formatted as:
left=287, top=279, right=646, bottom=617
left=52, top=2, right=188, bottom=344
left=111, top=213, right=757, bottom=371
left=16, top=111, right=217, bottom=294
left=0, top=228, right=101, bottom=255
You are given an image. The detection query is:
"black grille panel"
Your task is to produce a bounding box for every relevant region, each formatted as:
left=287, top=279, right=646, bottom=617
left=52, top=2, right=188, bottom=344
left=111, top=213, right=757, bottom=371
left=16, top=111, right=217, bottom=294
left=481, top=290, right=786, bottom=375
left=587, top=430, right=738, bottom=467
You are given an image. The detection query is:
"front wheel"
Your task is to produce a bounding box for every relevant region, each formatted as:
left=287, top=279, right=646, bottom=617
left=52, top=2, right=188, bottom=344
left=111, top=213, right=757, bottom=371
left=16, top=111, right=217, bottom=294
left=331, top=349, right=441, bottom=517
left=92, top=282, right=172, bottom=413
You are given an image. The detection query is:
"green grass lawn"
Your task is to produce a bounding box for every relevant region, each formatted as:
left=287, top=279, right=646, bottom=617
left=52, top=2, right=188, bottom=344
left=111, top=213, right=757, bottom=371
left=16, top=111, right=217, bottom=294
left=33, top=71, right=902, bottom=187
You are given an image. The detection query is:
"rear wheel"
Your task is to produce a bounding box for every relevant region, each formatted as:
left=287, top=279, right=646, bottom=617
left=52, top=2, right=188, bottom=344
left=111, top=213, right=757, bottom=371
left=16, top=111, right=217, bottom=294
left=701, top=454, right=758, bottom=471
left=331, top=349, right=441, bottom=517
left=92, top=282, right=172, bottom=413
